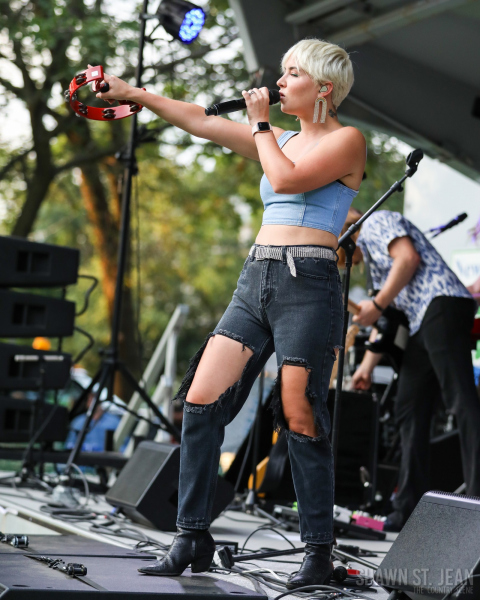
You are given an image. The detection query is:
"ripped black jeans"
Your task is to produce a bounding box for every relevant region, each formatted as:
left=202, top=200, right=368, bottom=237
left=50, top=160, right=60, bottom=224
left=173, top=245, right=343, bottom=543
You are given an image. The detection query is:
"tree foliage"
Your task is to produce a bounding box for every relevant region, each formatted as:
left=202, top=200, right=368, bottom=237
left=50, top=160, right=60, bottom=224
left=0, top=0, right=408, bottom=388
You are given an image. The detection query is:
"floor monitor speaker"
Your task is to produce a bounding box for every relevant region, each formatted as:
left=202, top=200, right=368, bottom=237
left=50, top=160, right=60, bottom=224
left=106, top=441, right=235, bottom=531
left=375, top=491, right=480, bottom=599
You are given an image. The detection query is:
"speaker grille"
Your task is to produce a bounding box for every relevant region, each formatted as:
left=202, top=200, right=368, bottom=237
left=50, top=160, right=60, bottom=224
left=376, top=492, right=480, bottom=598
left=107, top=442, right=178, bottom=508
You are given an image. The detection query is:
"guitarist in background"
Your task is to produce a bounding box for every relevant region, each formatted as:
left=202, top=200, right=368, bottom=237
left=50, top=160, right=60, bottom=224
left=349, top=209, right=480, bottom=531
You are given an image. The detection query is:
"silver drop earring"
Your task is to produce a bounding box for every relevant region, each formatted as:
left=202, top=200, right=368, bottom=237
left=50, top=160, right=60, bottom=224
left=313, top=97, right=327, bottom=123
left=313, top=85, right=329, bottom=124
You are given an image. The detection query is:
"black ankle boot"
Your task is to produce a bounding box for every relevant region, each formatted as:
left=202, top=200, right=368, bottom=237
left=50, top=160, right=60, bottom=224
left=286, top=543, right=333, bottom=590
left=138, top=528, right=215, bottom=576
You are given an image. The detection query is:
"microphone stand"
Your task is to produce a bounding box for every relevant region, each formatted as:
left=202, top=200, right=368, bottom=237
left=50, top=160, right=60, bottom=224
left=332, top=149, right=423, bottom=468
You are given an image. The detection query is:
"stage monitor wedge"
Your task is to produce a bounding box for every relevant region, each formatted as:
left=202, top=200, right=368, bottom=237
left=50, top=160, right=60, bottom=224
left=106, top=441, right=235, bottom=531
left=0, top=235, right=79, bottom=287
left=375, top=491, right=480, bottom=599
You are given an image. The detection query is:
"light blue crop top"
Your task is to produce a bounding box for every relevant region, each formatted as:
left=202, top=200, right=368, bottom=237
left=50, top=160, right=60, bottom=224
left=260, top=130, right=359, bottom=237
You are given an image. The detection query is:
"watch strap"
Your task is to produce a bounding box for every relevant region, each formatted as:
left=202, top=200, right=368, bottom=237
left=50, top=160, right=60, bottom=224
left=252, top=122, right=272, bottom=136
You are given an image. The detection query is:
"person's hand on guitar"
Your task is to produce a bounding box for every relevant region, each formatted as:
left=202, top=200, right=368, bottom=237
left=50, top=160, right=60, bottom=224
left=352, top=299, right=383, bottom=327
left=351, top=365, right=373, bottom=390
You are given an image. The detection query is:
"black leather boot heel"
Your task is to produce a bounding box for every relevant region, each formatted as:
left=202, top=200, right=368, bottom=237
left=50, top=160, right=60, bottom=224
left=286, top=543, right=333, bottom=590
left=138, top=528, right=215, bottom=576
left=191, top=552, right=216, bottom=573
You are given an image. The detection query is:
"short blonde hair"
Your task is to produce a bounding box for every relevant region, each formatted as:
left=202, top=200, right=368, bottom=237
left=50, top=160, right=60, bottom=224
left=281, top=39, right=354, bottom=108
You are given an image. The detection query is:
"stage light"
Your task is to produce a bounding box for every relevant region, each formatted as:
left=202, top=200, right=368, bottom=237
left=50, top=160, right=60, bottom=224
left=157, top=0, right=206, bottom=44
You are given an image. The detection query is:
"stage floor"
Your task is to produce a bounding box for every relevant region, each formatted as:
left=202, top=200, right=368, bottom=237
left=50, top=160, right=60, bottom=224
left=0, top=474, right=395, bottom=599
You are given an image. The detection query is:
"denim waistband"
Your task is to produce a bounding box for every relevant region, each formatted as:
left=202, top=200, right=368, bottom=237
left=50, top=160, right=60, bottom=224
left=248, top=244, right=337, bottom=277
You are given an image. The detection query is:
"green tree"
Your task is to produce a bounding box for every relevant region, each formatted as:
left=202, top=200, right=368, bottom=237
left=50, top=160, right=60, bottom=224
left=0, top=0, right=249, bottom=397
left=0, top=0, right=408, bottom=387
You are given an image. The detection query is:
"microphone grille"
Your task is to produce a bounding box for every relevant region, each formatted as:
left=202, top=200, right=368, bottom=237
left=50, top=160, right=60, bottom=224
left=268, top=89, right=281, bottom=105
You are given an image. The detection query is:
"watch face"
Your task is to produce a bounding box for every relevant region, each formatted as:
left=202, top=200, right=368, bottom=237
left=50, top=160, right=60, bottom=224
left=258, top=122, right=270, bottom=131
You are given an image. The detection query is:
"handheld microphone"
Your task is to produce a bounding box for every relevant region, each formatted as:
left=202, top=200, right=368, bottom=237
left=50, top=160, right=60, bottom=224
left=205, top=89, right=281, bottom=116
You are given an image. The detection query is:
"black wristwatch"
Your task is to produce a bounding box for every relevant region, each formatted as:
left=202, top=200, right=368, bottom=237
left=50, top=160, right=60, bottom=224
left=252, top=122, right=272, bottom=136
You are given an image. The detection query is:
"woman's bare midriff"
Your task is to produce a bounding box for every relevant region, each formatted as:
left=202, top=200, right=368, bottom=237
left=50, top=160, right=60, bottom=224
left=255, top=225, right=338, bottom=248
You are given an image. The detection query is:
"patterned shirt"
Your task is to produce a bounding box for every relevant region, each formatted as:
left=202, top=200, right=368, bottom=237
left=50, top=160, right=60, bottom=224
left=357, top=211, right=472, bottom=336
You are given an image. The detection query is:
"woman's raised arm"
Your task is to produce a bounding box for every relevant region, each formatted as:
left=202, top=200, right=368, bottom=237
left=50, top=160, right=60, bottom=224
left=95, top=73, right=279, bottom=161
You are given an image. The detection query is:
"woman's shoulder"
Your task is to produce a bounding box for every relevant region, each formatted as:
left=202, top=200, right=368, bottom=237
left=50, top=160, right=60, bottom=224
left=320, top=127, right=366, bottom=168
left=327, top=126, right=365, bottom=146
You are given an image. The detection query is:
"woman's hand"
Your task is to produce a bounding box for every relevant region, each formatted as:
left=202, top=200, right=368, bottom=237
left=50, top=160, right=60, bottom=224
left=89, top=65, right=135, bottom=103
left=241, top=87, right=270, bottom=127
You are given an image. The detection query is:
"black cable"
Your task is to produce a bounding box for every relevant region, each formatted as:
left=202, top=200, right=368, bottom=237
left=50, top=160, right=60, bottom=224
left=75, top=275, right=99, bottom=317
left=332, top=547, right=378, bottom=571
left=240, top=526, right=297, bottom=553
left=135, top=540, right=170, bottom=552
left=228, top=564, right=290, bottom=595
left=39, top=506, right=97, bottom=522
left=257, top=558, right=303, bottom=565
left=72, top=326, right=95, bottom=364
left=273, top=584, right=375, bottom=600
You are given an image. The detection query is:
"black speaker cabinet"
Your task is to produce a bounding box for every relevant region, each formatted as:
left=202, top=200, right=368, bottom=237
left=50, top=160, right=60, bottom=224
left=106, top=441, right=235, bottom=531
left=327, top=389, right=379, bottom=506
left=0, top=343, right=72, bottom=390
left=375, top=491, right=480, bottom=599
left=0, top=236, right=79, bottom=287
left=430, top=429, right=463, bottom=492
left=0, top=396, right=68, bottom=443
left=0, top=290, right=75, bottom=337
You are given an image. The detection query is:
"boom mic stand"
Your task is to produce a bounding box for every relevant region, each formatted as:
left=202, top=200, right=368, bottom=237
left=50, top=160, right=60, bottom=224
left=332, top=148, right=423, bottom=467
left=63, top=0, right=180, bottom=479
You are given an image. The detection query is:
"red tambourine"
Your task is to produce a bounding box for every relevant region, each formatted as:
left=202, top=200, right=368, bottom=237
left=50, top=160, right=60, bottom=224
left=65, top=65, right=144, bottom=121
